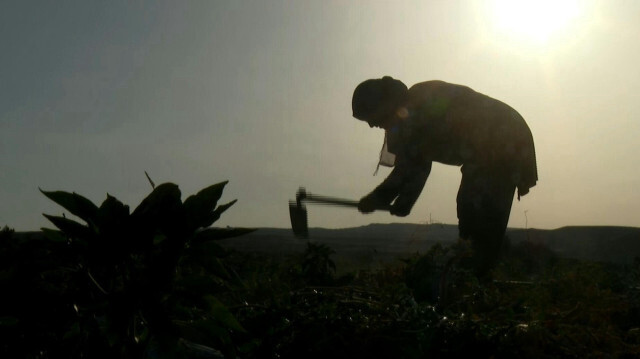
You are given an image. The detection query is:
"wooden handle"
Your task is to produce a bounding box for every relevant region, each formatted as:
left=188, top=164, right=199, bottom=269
left=299, top=190, right=391, bottom=211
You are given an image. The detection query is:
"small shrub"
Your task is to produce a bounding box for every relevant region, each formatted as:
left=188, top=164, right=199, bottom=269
left=1, top=180, right=253, bottom=358
left=301, top=242, right=336, bottom=285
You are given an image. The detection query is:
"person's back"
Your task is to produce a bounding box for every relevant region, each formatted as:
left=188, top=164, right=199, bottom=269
left=394, top=80, right=537, bottom=198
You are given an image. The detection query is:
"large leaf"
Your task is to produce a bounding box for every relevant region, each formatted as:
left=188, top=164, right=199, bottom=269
left=40, top=189, right=99, bottom=225
left=132, top=183, right=182, bottom=218
left=192, top=227, right=255, bottom=244
left=187, top=200, right=238, bottom=231
left=204, top=295, right=246, bottom=333
left=40, top=227, right=68, bottom=243
left=200, top=199, right=237, bottom=228
left=131, top=183, right=184, bottom=235
left=42, top=214, right=94, bottom=240
left=183, top=181, right=228, bottom=229
left=144, top=170, right=156, bottom=189
left=203, top=257, right=230, bottom=280
left=97, top=194, right=130, bottom=230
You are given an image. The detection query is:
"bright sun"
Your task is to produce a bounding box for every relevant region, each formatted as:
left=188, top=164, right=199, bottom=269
left=490, top=0, right=581, bottom=44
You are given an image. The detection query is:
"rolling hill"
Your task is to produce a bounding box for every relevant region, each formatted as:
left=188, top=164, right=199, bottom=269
left=219, top=223, right=640, bottom=264
left=11, top=223, right=640, bottom=264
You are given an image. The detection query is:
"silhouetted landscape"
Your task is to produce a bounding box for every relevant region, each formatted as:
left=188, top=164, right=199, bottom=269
left=3, top=183, right=640, bottom=358
left=6, top=221, right=640, bottom=357
left=4, top=2, right=640, bottom=357
left=14, top=223, right=640, bottom=265
left=217, top=223, right=640, bottom=265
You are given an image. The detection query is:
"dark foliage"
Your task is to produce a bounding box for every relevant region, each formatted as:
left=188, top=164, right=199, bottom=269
left=225, top=240, right=640, bottom=358
left=0, top=181, right=253, bottom=358
left=301, top=242, right=336, bottom=285
left=4, top=198, right=640, bottom=358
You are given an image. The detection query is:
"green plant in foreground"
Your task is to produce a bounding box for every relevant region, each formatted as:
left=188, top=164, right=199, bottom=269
left=301, top=242, right=336, bottom=285
left=35, top=179, right=253, bottom=358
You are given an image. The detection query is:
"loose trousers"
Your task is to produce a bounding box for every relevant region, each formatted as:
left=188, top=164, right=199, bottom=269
left=456, top=164, right=516, bottom=276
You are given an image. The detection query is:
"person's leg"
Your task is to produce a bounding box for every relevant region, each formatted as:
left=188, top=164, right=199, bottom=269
left=457, top=165, right=515, bottom=277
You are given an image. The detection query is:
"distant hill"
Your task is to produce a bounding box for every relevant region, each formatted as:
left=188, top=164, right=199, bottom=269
left=11, top=224, right=640, bottom=264
left=220, top=223, right=640, bottom=264
left=507, top=226, right=640, bottom=264
left=220, top=223, right=458, bottom=257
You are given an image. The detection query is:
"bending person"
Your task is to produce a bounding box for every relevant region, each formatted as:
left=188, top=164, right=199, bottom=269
left=352, top=77, right=538, bottom=276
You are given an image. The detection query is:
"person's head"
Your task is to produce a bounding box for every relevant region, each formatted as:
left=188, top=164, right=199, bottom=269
left=352, top=76, right=408, bottom=129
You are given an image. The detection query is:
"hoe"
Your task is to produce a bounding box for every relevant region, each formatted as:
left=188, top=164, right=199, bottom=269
left=289, top=187, right=390, bottom=238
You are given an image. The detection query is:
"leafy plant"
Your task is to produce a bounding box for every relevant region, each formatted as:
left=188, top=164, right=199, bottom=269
left=301, top=242, right=336, bottom=285
left=1, top=179, right=253, bottom=358
left=6, top=199, right=640, bottom=358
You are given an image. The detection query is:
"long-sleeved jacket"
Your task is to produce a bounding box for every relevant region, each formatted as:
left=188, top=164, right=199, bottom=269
left=371, top=80, right=538, bottom=213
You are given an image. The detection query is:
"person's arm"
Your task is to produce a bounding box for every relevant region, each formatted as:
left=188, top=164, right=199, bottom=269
left=389, top=159, right=430, bottom=216
left=359, top=156, right=431, bottom=215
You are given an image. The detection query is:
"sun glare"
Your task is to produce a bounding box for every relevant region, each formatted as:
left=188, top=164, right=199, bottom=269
left=490, top=0, right=581, bottom=44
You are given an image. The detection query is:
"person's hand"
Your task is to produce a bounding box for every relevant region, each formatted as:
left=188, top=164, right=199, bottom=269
left=358, top=194, right=381, bottom=214
left=390, top=203, right=411, bottom=217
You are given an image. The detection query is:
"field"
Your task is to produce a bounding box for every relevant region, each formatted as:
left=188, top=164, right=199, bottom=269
left=2, top=183, right=640, bottom=358
left=4, top=225, right=640, bottom=358
left=219, top=241, right=640, bottom=358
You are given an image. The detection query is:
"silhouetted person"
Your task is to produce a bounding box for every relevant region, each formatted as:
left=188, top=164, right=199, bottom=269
left=352, top=77, right=537, bottom=276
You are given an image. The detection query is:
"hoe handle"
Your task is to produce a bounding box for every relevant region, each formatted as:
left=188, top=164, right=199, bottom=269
left=297, top=189, right=391, bottom=211
left=303, top=193, right=359, bottom=207
left=290, top=187, right=391, bottom=239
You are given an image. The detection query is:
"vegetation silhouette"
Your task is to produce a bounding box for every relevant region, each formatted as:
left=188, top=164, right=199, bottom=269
left=3, top=181, right=640, bottom=357
left=0, top=179, right=253, bottom=358
left=225, top=241, right=640, bottom=358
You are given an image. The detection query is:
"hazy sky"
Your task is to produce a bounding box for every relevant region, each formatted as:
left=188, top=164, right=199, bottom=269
left=2, top=1, right=639, bottom=231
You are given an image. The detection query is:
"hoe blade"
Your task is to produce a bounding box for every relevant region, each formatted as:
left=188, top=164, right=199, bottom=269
left=289, top=201, right=308, bottom=239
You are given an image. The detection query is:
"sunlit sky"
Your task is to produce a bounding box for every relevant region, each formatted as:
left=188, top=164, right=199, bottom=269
left=2, top=1, right=639, bottom=231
